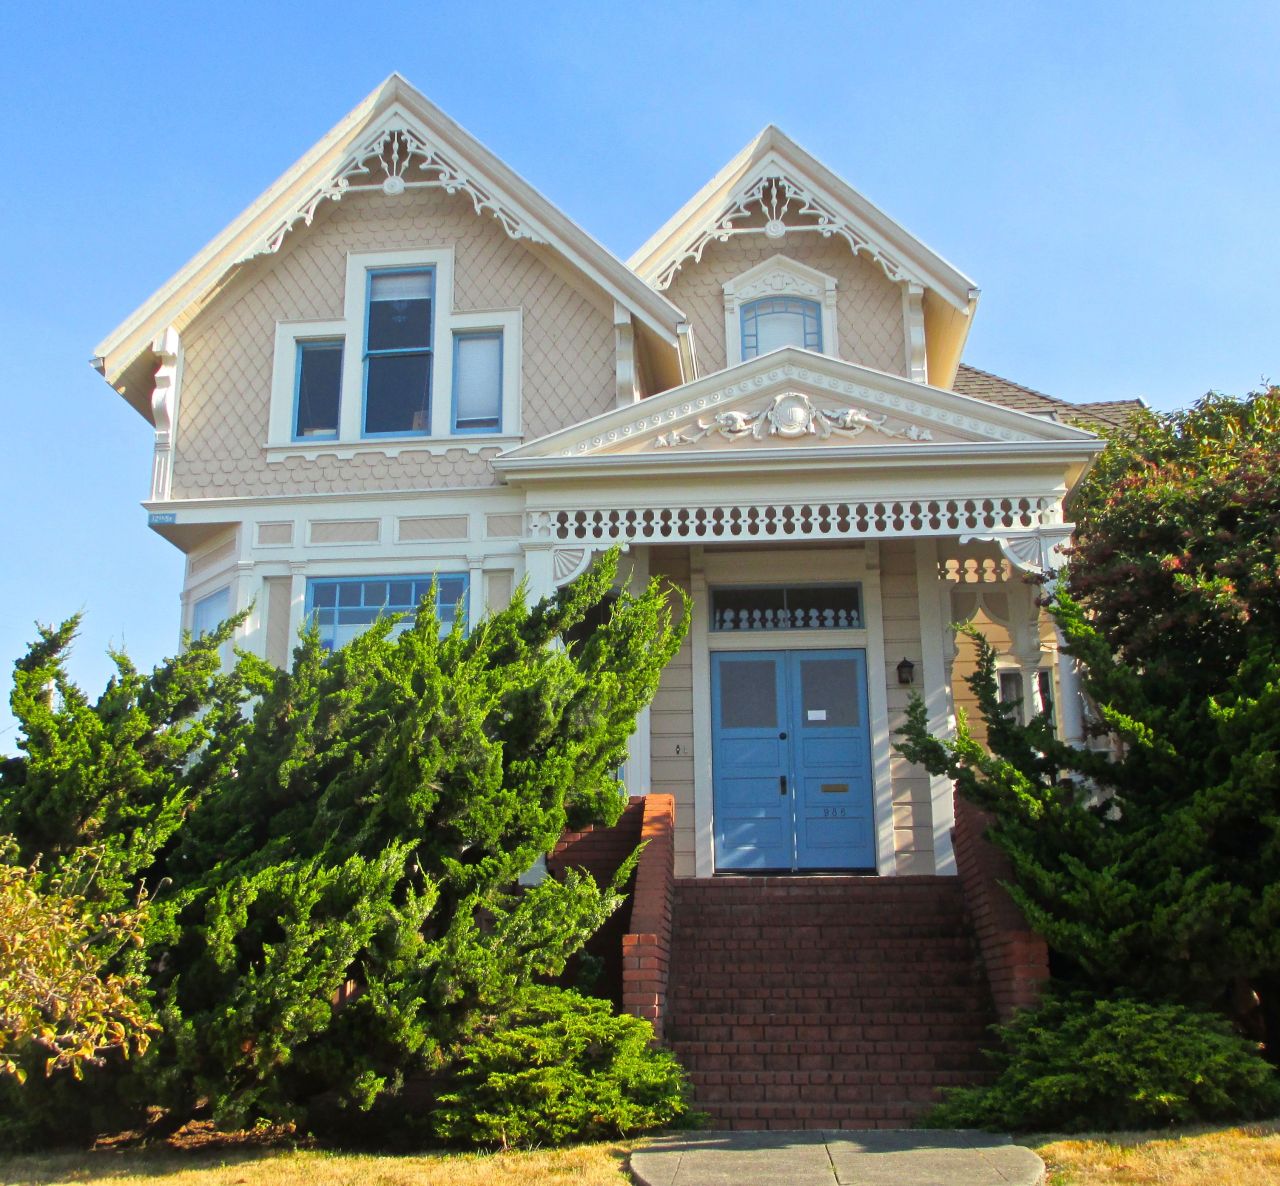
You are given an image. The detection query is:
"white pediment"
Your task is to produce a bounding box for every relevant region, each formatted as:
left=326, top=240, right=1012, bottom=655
left=498, top=348, right=1099, bottom=469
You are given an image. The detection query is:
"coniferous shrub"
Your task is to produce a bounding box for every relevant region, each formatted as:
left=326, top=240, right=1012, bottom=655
left=0, top=549, right=690, bottom=1142
left=897, top=389, right=1280, bottom=1059
left=926, top=988, right=1280, bottom=1132
left=432, top=986, right=690, bottom=1148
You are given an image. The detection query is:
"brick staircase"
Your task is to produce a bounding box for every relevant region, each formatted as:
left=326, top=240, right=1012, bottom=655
left=665, top=875, right=997, bottom=1129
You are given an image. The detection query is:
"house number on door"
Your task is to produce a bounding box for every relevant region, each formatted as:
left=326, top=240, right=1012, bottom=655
left=823, top=807, right=848, bottom=818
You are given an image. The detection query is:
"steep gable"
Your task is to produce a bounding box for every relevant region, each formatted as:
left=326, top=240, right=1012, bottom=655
left=630, top=127, right=979, bottom=387
left=96, top=74, right=690, bottom=419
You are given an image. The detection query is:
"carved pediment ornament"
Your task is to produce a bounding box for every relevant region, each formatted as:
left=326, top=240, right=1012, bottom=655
left=244, top=124, right=545, bottom=263
left=652, top=392, right=933, bottom=449
left=654, top=172, right=917, bottom=290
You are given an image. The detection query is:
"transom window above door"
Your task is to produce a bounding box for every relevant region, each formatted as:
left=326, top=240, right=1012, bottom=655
left=740, top=297, right=822, bottom=358
left=711, top=584, right=862, bottom=632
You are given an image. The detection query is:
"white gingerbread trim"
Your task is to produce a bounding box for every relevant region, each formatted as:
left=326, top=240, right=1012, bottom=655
left=149, top=326, right=182, bottom=501
left=723, top=253, right=839, bottom=364
left=242, top=117, right=545, bottom=264
left=958, top=525, right=1075, bottom=577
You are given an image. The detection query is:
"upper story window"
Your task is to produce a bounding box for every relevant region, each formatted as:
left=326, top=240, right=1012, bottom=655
left=452, top=331, right=502, bottom=432
left=364, top=269, right=434, bottom=436
left=294, top=340, right=343, bottom=439
left=740, top=297, right=822, bottom=358
left=723, top=253, right=838, bottom=365
left=306, top=573, right=468, bottom=652
left=269, top=248, right=521, bottom=452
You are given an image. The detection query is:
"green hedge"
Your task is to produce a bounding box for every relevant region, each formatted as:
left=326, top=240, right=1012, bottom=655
left=432, top=987, right=690, bottom=1148
left=927, top=988, right=1280, bottom=1132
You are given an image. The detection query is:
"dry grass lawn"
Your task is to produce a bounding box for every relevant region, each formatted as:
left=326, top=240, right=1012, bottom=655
left=3, top=1124, right=1280, bottom=1185
left=1035, top=1120, right=1280, bottom=1185
left=0, top=1143, right=633, bottom=1186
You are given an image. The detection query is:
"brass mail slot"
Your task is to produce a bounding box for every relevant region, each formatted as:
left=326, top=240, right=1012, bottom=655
left=821, top=783, right=849, bottom=794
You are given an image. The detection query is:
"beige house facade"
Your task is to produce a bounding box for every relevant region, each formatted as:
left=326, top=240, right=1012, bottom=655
left=96, top=75, right=1129, bottom=882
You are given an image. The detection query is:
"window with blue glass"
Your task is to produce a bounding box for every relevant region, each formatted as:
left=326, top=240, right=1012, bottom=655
left=306, top=574, right=468, bottom=651
left=192, top=585, right=233, bottom=664
left=363, top=269, right=434, bottom=436
left=740, top=297, right=822, bottom=358
left=293, top=340, right=343, bottom=439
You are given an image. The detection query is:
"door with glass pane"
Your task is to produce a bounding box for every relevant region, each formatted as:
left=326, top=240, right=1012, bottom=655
left=711, top=649, right=874, bottom=872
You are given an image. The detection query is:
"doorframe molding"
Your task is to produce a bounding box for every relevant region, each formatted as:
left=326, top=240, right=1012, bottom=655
left=692, top=547, right=897, bottom=876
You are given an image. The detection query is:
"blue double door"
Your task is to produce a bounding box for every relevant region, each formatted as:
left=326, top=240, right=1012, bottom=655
left=711, top=649, right=875, bottom=872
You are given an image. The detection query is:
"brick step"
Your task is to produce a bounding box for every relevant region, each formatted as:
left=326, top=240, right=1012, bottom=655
left=687, top=1073, right=980, bottom=1104
left=670, top=963, right=984, bottom=981
left=667, top=944, right=980, bottom=965
left=669, top=973, right=984, bottom=994
left=666, top=1008, right=992, bottom=1028
left=668, top=1041, right=992, bottom=1069
left=670, top=926, right=975, bottom=942
left=688, top=1067, right=988, bottom=1088
left=693, top=1100, right=931, bottom=1130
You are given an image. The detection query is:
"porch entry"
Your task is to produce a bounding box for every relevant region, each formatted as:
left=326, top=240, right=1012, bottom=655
left=710, top=648, right=874, bottom=872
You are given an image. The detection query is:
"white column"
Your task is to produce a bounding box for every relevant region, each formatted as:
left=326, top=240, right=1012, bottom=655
left=467, top=557, right=484, bottom=628
left=689, top=547, right=715, bottom=877
left=625, top=546, right=652, bottom=797
left=286, top=562, right=308, bottom=652
left=522, top=545, right=555, bottom=605
left=915, top=538, right=956, bottom=874
left=860, top=545, right=898, bottom=876
left=1054, top=625, right=1086, bottom=745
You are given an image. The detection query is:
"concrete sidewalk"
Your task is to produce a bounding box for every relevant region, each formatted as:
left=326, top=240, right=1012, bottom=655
left=630, top=1129, right=1044, bottom=1186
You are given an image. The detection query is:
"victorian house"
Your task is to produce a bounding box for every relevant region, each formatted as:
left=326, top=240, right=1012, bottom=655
left=94, top=75, right=1136, bottom=1127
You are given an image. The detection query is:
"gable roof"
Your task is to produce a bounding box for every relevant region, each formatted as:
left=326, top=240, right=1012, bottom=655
left=628, top=126, right=980, bottom=387
left=954, top=364, right=1146, bottom=429
left=496, top=346, right=1102, bottom=487
left=95, top=73, right=690, bottom=416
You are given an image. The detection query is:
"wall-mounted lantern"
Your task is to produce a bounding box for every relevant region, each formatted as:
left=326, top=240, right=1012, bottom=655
left=897, top=657, right=916, bottom=686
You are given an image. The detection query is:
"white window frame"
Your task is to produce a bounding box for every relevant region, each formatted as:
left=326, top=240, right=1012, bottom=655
left=723, top=253, right=839, bottom=364
left=268, top=247, right=521, bottom=450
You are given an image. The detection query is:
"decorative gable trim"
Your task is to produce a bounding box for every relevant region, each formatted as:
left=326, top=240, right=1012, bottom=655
left=652, top=162, right=929, bottom=293
left=242, top=111, right=547, bottom=265
left=497, top=347, right=1100, bottom=473
left=632, top=130, right=977, bottom=313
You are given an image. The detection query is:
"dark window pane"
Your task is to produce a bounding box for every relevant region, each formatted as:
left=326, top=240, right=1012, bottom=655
left=365, top=353, right=430, bottom=434
left=295, top=341, right=342, bottom=437
left=719, top=659, right=779, bottom=729
left=337, top=583, right=362, bottom=607
left=367, top=271, right=433, bottom=351
left=311, top=583, right=336, bottom=608
left=712, top=584, right=861, bottom=631
left=713, top=586, right=788, bottom=631
left=362, top=581, right=389, bottom=607
left=800, top=658, right=860, bottom=727
left=388, top=581, right=412, bottom=607
left=367, top=297, right=432, bottom=351
left=999, top=671, right=1023, bottom=705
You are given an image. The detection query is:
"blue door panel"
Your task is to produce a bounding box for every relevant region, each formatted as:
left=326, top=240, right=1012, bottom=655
left=712, top=648, right=875, bottom=872
left=711, top=652, right=790, bottom=870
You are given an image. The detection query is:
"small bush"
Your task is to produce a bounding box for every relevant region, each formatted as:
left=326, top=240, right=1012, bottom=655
left=927, top=987, right=1280, bottom=1132
left=432, top=986, right=690, bottom=1148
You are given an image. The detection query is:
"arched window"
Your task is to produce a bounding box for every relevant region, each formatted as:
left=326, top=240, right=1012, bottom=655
left=740, top=297, right=823, bottom=358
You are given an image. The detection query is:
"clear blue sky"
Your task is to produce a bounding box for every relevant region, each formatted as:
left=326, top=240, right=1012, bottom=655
left=1, top=0, right=1276, bottom=747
